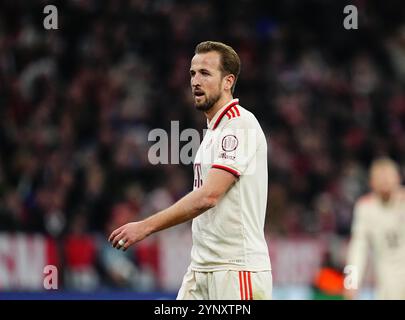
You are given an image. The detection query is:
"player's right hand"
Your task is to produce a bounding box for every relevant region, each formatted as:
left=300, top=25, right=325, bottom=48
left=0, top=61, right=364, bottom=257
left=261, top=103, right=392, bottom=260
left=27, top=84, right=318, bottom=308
left=108, top=221, right=149, bottom=251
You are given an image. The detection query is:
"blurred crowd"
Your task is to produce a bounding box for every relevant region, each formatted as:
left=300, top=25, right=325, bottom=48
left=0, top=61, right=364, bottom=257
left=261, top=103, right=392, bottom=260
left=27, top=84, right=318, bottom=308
left=1, top=0, right=405, bottom=291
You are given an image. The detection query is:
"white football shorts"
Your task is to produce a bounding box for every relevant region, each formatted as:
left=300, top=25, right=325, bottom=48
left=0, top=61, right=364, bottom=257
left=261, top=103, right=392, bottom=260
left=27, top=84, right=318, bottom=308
left=177, top=267, right=272, bottom=300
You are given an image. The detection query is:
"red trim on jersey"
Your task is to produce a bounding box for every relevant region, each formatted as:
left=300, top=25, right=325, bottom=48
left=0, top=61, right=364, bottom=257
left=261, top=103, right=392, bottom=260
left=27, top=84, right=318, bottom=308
left=247, top=272, right=253, bottom=300
left=226, top=106, right=241, bottom=119
left=213, top=101, right=239, bottom=129
left=239, top=271, right=244, bottom=300
left=211, top=165, right=240, bottom=178
left=234, top=106, right=240, bottom=117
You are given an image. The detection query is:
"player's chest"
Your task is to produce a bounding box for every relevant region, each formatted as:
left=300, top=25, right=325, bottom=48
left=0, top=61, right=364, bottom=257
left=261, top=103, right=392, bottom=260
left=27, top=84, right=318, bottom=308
left=369, top=207, right=405, bottom=245
left=370, top=207, right=405, bottom=227
left=194, top=130, right=221, bottom=166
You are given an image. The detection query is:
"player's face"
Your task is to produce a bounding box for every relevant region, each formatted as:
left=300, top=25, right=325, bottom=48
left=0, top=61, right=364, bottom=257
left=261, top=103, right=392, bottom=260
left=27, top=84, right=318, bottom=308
left=370, top=165, right=400, bottom=200
left=190, top=51, right=224, bottom=111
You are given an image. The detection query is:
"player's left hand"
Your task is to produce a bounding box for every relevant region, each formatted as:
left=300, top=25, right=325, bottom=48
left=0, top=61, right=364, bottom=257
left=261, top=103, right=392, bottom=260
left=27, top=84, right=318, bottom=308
left=108, top=221, right=148, bottom=251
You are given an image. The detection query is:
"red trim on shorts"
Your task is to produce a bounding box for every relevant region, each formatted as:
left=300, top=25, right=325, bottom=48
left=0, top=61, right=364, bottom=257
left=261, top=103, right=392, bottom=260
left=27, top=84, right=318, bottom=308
left=239, top=271, right=244, bottom=300
left=243, top=271, right=248, bottom=300
left=247, top=272, right=253, bottom=300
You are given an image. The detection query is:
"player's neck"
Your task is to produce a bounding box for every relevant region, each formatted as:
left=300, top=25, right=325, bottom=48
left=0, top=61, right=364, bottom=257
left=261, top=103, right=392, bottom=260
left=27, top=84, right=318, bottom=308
left=205, top=94, right=234, bottom=122
left=377, top=191, right=395, bottom=205
left=379, top=195, right=391, bottom=205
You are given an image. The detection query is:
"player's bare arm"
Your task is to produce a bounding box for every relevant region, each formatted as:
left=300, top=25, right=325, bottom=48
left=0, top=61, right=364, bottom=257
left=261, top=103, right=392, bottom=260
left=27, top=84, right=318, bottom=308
left=108, top=168, right=236, bottom=251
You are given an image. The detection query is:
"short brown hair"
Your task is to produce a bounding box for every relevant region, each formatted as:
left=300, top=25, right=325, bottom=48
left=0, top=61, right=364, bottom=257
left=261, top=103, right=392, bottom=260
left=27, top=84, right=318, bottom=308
left=370, top=157, right=400, bottom=176
left=195, top=41, right=241, bottom=93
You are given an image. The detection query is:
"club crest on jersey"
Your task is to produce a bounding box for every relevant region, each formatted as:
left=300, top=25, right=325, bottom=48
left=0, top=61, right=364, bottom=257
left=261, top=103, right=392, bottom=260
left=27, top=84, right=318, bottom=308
left=222, top=135, right=238, bottom=152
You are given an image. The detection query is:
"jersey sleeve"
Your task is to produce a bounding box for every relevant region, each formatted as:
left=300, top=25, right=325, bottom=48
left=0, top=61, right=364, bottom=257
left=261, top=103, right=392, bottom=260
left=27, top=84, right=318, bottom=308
left=211, top=117, right=259, bottom=177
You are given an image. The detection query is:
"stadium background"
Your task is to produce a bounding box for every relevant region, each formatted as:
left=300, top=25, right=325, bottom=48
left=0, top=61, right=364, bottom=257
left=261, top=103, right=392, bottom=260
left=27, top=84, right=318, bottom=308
left=0, top=0, right=404, bottom=299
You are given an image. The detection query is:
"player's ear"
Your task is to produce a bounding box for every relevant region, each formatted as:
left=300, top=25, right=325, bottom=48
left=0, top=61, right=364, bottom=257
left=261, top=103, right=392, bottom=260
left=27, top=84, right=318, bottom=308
left=223, top=74, right=235, bottom=92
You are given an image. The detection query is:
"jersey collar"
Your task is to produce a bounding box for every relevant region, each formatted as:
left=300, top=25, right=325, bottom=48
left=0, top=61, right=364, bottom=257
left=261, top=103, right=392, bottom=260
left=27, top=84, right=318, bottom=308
left=207, top=98, right=239, bottom=130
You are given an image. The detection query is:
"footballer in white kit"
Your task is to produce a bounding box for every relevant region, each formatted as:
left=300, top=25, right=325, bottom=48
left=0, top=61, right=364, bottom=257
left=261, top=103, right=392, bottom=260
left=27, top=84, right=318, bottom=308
left=177, top=98, right=272, bottom=300
left=346, top=158, right=405, bottom=299
left=108, top=41, right=272, bottom=300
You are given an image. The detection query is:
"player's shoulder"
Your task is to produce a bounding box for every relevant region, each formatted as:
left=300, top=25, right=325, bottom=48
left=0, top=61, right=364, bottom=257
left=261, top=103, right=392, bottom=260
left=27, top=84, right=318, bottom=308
left=396, top=187, right=405, bottom=201
left=355, top=193, right=376, bottom=207
left=222, top=104, right=260, bottom=129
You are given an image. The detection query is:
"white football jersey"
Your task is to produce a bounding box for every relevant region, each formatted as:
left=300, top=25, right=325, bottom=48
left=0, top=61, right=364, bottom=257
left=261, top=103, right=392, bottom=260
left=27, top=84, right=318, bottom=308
left=346, top=189, right=405, bottom=298
left=190, top=98, right=271, bottom=272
